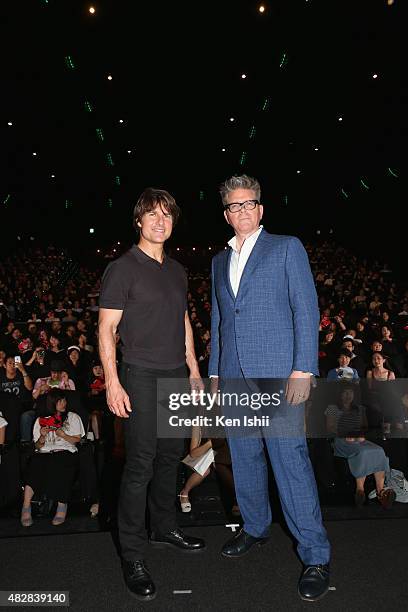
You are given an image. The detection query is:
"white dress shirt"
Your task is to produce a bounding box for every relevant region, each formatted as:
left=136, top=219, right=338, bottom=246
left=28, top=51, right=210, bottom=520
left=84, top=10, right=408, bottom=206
left=228, top=226, right=263, bottom=296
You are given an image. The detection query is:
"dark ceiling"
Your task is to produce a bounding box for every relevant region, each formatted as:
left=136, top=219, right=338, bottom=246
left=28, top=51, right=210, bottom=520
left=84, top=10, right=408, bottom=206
left=1, top=0, right=407, bottom=256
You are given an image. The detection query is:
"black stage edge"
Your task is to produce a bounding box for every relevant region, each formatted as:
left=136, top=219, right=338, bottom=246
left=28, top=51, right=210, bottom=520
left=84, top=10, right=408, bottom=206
left=2, top=520, right=407, bottom=611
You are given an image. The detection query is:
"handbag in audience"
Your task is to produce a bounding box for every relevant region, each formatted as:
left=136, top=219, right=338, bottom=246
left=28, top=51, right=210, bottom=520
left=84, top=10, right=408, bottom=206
left=182, top=447, right=216, bottom=476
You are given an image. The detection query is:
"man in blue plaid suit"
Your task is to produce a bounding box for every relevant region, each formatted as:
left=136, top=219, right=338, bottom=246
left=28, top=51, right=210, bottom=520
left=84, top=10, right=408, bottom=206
left=209, top=174, right=331, bottom=602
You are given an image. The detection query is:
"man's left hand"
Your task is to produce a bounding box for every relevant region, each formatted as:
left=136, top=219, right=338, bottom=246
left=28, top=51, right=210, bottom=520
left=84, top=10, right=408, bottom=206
left=285, top=371, right=311, bottom=405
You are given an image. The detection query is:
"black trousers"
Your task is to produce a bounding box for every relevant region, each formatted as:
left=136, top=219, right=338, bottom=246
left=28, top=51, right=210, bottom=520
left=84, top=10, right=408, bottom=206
left=118, top=363, right=185, bottom=561
left=25, top=450, right=78, bottom=503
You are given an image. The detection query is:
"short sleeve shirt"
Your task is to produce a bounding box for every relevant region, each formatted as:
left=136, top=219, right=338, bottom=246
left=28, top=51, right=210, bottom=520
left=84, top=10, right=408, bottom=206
left=325, top=404, right=365, bottom=437
left=33, top=411, right=85, bottom=453
left=99, top=245, right=187, bottom=369
left=0, top=371, right=25, bottom=397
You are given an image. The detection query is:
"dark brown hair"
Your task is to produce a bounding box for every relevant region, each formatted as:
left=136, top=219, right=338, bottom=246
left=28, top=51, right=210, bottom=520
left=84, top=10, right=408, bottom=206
left=132, top=188, right=180, bottom=230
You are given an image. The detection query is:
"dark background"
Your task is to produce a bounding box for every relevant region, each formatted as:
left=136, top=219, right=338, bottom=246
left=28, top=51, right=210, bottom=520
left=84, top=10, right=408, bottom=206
left=1, top=0, right=407, bottom=267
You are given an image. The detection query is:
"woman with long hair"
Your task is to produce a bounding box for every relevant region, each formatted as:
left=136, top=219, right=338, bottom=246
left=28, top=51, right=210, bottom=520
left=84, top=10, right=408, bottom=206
left=21, top=389, right=85, bottom=527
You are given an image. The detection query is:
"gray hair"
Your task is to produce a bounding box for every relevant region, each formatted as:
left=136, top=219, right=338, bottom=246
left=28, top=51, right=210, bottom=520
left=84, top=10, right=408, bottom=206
left=219, top=174, right=261, bottom=206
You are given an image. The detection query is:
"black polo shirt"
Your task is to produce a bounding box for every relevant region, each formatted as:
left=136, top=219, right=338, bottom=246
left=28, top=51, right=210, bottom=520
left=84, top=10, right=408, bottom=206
left=99, top=245, right=187, bottom=369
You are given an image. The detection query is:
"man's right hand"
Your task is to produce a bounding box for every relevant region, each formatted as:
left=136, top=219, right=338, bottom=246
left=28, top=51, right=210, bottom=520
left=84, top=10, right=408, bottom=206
left=106, top=381, right=132, bottom=418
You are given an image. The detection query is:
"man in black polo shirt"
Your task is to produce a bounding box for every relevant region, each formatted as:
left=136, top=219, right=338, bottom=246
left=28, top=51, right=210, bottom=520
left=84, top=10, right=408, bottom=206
left=98, top=188, right=205, bottom=602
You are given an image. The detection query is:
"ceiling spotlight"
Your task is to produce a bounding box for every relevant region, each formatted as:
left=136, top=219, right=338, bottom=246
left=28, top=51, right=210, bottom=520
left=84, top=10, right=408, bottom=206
left=208, top=247, right=212, bottom=250
left=113, top=248, right=116, bottom=253
left=372, top=73, right=378, bottom=79
left=127, top=150, right=132, bottom=154
left=221, top=148, right=226, bottom=152
left=241, top=73, right=247, bottom=79
left=7, top=121, right=12, bottom=126
left=117, top=241, right=120, bottom=245
left=89, top=6, right=95, bottom=14
left=107, top=74, right=113, bottom=81
left=176, top=247, right=180, bottom=251
left=119, top=119, right=124, bottom=123
left=229, top=117, right=235, bottom=122
left=296, top=170, right=301, bottom=174
left=259, top=5, right=265, bottom=13
left=192, top=247, right=196, bottom=251
left=316, top=230, right=321, bottom=235
left=89, top=228, right=95, bottom=234
left=97, top=249, right=100, bottom=253
left=338, top=116, right=343, bottom=121
left=50, top=174, right=55, bottom=178
left=314, top=147, right=319, bottom=151
left=387, top=0, right=394, bottom=5
left=32, top=152, right=37, bottom=156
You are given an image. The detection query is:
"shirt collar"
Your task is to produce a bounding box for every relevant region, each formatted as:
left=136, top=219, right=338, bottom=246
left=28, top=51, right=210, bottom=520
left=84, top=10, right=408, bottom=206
left=227, top=225, right=263, bottom=253
left=131, top=244, right=167, bottom=266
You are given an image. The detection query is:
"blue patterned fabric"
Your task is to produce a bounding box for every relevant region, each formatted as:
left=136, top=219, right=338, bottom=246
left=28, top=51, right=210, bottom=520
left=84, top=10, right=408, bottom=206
left=209, top=229, right=330, bottom=565
left=209, top=230, right=320, bottom=378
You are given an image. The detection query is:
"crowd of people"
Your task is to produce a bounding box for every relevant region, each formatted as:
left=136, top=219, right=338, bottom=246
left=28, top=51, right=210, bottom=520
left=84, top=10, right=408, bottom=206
left=0, top=241, right=408, bottom=526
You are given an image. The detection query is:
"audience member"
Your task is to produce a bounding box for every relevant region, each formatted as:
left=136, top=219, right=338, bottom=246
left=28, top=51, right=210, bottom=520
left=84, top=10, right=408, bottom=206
left=20, top=389, right=85, bottom=527
left=326, top=386, right=395, bottom=508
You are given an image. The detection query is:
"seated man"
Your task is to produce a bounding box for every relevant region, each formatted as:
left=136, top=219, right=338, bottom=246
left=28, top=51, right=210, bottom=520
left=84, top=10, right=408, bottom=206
left=341, top=338, right=367, bottom=377
left=327, top=349, right=359, bottom=381
left=0, top=356, right=33, bottom=443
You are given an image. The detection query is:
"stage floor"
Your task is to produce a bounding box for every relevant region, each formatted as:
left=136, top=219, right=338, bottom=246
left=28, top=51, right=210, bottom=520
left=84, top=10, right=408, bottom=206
left=2, top=520, right=407, bottom=611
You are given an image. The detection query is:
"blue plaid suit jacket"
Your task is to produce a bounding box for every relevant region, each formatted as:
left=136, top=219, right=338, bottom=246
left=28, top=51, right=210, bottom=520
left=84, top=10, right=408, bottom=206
left=208, top=229, right=320, bottom=378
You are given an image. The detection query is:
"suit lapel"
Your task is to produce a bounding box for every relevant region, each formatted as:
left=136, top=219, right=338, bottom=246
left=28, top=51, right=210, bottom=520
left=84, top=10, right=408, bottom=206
left=235, top=230, right=267, bottom=300
left=223, top=247, right=235, bottom=302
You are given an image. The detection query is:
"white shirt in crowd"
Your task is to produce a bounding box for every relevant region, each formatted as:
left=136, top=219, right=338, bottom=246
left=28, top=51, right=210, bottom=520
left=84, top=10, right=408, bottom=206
left=228, top=225, right=263, bottom=297
left=33, top=411, right=85, bottom=454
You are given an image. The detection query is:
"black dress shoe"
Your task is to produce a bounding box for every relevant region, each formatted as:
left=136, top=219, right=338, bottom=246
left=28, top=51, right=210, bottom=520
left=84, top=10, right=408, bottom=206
left=221, top=528, right=269, bottom=558
left=150, top=528, right=205, bottom=551
left=122, top=560, right=156, bottom=601
left=298, top=564, right=330, bottom=602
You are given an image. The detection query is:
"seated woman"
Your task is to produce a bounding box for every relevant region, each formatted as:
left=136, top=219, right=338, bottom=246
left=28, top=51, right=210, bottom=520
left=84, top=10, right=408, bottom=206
left=326, top=349, right=359, bottom=381
left=366, top=352, right=401, bottom=435
left=45, top=334, right=65, bottom=365
left=21, top=388, right=85, bottom=527
left=178, top=426, right=211, bottom=513
left=367, top=351, right=396, bottom=383
left=22, top=362, right=75, bottom=444
left=59, top=370, right=76, bottom=391
left=179, top=427, right=239, bottom=516
left=326, top=385, right=395, bottom=509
